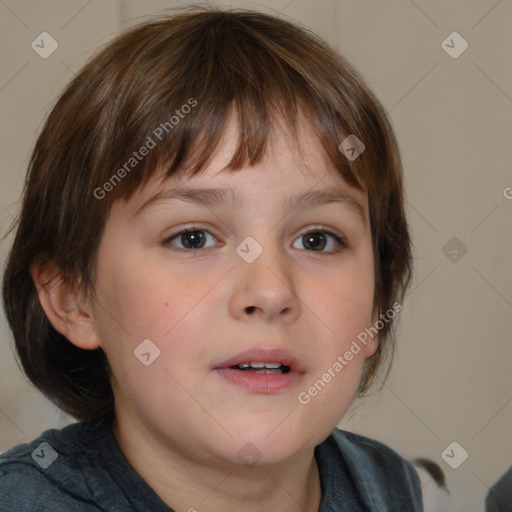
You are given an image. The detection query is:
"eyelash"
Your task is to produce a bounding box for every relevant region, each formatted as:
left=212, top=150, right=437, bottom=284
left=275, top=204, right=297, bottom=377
left=161, top=225, right=348, bottom=255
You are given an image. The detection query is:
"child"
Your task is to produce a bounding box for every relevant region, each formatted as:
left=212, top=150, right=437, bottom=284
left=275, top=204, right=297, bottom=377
left=0, top=6, right=420, bottom=511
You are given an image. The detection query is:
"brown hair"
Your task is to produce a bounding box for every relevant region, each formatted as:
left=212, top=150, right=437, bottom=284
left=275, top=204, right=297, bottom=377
left=2, top=6, right=412, bottom=422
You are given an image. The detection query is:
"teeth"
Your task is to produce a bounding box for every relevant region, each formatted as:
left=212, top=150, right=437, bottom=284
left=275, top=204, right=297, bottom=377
left=250, top=362, right=282, bottom=369
left=235, top=362, right=284, bottom=370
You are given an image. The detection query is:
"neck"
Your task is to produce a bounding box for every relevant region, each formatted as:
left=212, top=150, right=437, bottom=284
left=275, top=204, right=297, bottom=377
left=111, top=416, right=322, bottom=512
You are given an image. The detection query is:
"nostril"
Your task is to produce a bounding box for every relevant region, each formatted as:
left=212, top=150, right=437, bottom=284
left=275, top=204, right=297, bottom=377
left=245, top=306, right=256, bottom=314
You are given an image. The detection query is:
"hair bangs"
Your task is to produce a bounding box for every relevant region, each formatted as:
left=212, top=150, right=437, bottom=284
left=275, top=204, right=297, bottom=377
left=99, top=12, right=366, bottom=206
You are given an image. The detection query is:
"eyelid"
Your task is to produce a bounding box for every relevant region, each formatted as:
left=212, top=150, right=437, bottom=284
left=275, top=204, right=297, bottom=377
left=162, top=224, right=221, bottom=248
left=297, top=224, right=347, bottom=241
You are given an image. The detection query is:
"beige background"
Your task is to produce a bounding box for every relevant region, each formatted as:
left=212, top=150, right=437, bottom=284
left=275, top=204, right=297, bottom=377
left=0, top=1, right=511, bottom=510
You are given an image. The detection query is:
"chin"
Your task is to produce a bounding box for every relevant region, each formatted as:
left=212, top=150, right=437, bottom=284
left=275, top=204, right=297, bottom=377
left=220, top=428, right=313, bottom=470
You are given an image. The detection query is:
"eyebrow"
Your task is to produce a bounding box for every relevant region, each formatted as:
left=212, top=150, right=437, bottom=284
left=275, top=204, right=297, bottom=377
left=133, top=185, right=367, bottom=224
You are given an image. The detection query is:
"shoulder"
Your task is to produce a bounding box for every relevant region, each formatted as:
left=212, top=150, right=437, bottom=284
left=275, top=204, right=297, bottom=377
left=329, top=429, right=423, bottom=509
left=332, top=428, right=416, bottom=473
left=486, top=465, right=512, bottom=512
left=0, top=421, right=107, bottom=511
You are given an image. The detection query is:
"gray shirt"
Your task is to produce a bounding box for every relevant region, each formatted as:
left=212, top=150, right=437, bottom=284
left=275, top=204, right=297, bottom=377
left=0, top=420, right=423, bottom=511
left=486, top=465, right=512, bottom=512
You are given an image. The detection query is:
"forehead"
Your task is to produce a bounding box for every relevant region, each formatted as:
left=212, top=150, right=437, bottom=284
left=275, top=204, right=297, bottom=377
left=126, top=113, right=368, bottom=214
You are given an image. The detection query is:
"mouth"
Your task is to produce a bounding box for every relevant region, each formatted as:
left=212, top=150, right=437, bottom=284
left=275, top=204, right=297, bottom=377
left=213, top=348, right=305, bottom=393
left=232, top=362, right=291, bottom=374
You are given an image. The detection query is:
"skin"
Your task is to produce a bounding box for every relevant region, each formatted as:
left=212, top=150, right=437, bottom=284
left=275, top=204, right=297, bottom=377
left=34, top=114, right=378, bottom=512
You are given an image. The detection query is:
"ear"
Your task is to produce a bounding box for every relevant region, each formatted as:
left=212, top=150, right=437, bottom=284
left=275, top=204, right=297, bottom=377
left=363, top=309, right=380, bottom=358
left=31, top=262, right=101, bottom=350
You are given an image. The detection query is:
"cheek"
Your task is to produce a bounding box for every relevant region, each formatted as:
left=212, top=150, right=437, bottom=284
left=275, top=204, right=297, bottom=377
left=93, top=254, right=221, bottom=379
left=302, top=254, right=375, bottom=409
left=96, top=255, right=200, bottom=338
left=316, top=262, right=374, bottom=341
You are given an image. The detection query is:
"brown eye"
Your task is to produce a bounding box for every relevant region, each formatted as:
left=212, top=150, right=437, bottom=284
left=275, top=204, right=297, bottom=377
left=163, top=229, right=217, bottom=251
left=178, top=230, right=206, bottom=249
left=302, top=232, right=327, bottom=251
left=292, top=228, right=348, bottom=254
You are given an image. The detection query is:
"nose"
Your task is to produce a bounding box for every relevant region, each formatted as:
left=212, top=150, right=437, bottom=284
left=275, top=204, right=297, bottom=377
left=228, top=241, right=301, bottom=325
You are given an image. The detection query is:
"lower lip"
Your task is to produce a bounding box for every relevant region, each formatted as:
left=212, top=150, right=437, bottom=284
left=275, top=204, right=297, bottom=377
left=214, top=368, right=303, bottom=393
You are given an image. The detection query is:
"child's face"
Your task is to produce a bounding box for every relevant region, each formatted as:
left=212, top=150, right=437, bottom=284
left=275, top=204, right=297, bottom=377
left=91, top=115, right=377, bottom=467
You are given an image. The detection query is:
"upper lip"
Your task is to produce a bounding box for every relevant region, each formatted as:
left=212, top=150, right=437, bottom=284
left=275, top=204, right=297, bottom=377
left=214, top=347, right=306, bottom=373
